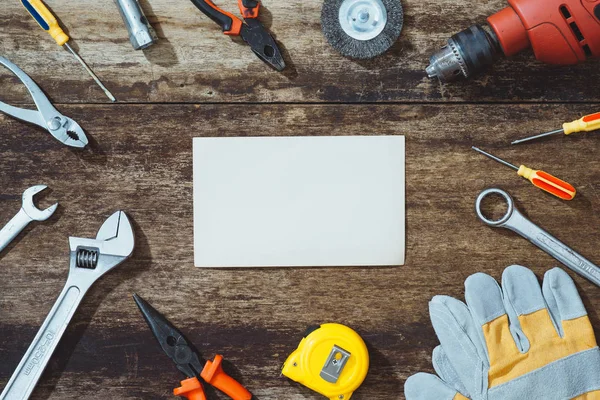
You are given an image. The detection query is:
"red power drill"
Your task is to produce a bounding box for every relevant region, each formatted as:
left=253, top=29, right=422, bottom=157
left=426, top=0, right=600, bottom=82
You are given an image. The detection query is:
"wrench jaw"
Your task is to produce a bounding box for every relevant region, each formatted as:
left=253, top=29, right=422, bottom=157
left=68, top=211, right=135, bottom=283
left=21, top=185, right=58, bottom=222
left=0, top=212, right=134, bottom=400
left=95, top=211, right=134, bottom=249
left=475, top=188, right=600, bottom=287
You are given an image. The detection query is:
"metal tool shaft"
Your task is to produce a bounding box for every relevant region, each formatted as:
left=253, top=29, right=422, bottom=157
left=0, top=278, right=90, bottom=400
left=115, top=0, right=157, bottom=50
left=472, top=146, right=519, bottom=171
left=476, top=188, right=600, bottom=287
left=0, top=210, right=33, bottom=253
left=64, top=42, right=116, bottom=102
left=511, top=128, right=564, bottom=145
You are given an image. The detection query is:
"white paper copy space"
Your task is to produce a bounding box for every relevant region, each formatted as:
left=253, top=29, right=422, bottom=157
left=193, top=136, right=405, bottom=267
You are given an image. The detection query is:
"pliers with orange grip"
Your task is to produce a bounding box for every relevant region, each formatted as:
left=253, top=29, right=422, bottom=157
left=189, top=0, right=285, bottom=71
left=134, top=294, right=254, bottom=400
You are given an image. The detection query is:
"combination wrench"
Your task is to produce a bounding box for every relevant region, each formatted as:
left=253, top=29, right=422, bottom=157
left=0, top=211, right=135, bottom=400
left=476, top=188, right=600, bottom=287
left=0, top=185, right=57, bottom=254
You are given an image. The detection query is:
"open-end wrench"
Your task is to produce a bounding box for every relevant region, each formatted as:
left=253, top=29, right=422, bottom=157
left=476, top=188, right=600, bottom=287
left=0, top=211, right=135, bottom=400
left=0, top=185, right=58, bottom=254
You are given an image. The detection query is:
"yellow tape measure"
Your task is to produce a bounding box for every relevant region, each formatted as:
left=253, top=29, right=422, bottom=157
left=282, top=323, right=369, bottom=400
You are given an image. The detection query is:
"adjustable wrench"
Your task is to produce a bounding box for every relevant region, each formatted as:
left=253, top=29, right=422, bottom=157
left=0, top=211, right=135, bottom=400
left=476, top=188, right=600, bottom=287
left=0, top=185, right=57, bottom=254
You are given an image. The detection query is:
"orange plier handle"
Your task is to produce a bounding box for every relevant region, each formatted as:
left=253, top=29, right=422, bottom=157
left=174, top=355, right=252, bottom=400
left=189, top=0, right=260, bottom=35
left=175, top=377, right=207, bottom=400
left=238, top=0, right=260, bottom=19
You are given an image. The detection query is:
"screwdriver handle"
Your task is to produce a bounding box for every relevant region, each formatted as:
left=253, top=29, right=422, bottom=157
left=22, top=0, right=69, bottom=46
left=563, top=112, right=600, bottom=135
left=201, top=355, right=252, bottom=400
left=517, top=165, right=576, bottom=200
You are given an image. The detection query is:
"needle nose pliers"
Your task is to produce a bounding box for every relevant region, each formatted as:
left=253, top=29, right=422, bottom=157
left=133, top=294, right=254, bottom=400
left=189, top=0, right=286, bottom=71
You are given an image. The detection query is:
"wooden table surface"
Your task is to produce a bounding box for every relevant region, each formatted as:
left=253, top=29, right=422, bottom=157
left=1, top=0, right=599, bottom=399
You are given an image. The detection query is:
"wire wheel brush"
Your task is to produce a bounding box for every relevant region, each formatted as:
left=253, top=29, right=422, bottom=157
left=321, top=0, right=404, bottom=59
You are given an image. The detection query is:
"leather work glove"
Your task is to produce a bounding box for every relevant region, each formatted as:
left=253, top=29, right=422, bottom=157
left=405, top=265, right=600, bottom=400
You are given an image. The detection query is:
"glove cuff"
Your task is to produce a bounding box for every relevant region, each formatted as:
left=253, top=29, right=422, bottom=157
left=489, top=347, right=600, bottom=400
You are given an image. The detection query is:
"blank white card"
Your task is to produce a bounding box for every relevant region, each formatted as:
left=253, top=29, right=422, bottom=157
left=193, top=136, right=405, bottom=267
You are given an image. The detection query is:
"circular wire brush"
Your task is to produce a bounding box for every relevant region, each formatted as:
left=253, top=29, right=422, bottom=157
left=321, top=0, right=404, bottom=59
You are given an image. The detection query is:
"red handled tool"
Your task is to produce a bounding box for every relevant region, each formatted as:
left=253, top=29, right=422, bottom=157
left=427, top=0, right=600, bottom=82
left=133, top=294, right=253, bottom=400
left=472, top=147, right=576, bottom=200
left=189, top=0, right=285, bottom=71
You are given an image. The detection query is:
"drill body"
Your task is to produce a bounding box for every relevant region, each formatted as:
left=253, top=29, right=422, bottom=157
left=427, top=0, right=600, bottom=82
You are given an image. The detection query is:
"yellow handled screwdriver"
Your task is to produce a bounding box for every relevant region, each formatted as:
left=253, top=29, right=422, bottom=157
left=511, top=112, right=600, bottom=145
left=22, top=0, right=116, bottom=102
left=472, top=147, right=576, bottom=200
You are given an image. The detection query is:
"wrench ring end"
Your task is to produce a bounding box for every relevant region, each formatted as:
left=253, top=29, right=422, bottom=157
left=476, top=188, right=514, bottom=226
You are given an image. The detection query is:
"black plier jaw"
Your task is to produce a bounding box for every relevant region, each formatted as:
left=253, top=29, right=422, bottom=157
left=133, top=294, right=205, bottom=378
left=189, top=0, right=286, bottom=71
left=241, top=19, right=286, bottom=71
left=133, top=294, right=255, bottom=400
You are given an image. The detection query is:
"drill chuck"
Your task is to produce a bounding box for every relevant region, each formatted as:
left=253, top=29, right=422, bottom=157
left=426, top=25, right=501, bottom=82
left=427, top=0, right=600, bottom=83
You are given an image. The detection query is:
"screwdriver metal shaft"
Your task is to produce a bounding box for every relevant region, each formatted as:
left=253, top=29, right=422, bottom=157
left=472, top=147, right=519, bottom=170
left=471, top=146, right=576, bottom=200
left=22, top=0, right=116, bottom=102
left=511, top=129, right=564, bottom=145
left=64, top=43, right=116, bottom=102
left=512, top=112, right=600, bottom=145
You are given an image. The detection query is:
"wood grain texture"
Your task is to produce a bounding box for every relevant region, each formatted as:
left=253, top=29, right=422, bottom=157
left=2, top=0, right=600, bottom=398
left=0, top=104, right=599, bottom=399
left=1, top=0, right=600, bottom=104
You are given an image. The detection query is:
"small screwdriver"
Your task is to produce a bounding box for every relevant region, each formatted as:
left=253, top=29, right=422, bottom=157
left=471, top=146, right=576, bottom=200
left=22, top=0, right=116, bottom=102
left=512, top=112, right=600, bottom=145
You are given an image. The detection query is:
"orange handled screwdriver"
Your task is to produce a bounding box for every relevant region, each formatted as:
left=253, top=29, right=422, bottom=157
left=472, top=147, right=576, bottom=200
left=512, top=112, right=600, bottom=145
